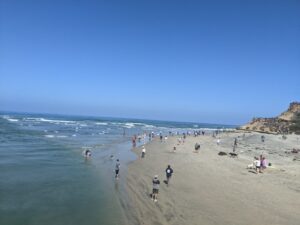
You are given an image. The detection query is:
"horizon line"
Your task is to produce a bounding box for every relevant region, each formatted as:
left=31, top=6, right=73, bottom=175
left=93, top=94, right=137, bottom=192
left=0, top=110, right=239, bottom=127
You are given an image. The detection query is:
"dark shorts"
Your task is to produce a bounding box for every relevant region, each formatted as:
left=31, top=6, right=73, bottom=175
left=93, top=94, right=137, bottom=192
left=152, top=188, right=159, bottom=194
left=115, top=169, right=119, bottom=175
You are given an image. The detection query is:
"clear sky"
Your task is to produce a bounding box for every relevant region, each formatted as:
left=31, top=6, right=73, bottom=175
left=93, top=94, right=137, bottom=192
left=1, top=0, right=299, bottom=125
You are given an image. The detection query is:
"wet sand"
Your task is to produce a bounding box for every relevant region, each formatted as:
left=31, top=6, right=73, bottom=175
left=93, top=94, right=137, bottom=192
left=125, top=132, right=300, bottom=225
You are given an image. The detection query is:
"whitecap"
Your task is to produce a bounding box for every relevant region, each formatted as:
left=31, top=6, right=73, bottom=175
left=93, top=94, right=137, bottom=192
left=144, top=124, right=156, bottom=129
left=95, top=122, right=108, bottom=126
left=123, top=123, right=135, bottom=128
left=56, top=135, right=67, bottom=138
left=24, top=117, right=76, bottom=124
left=45, top=135, right=55, bottom=138
left=7, top=118, right=19, bottom=122
left=2, top=115, right=19, bottom=122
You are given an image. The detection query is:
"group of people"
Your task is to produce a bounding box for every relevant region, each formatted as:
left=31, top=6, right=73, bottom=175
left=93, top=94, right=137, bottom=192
left=253, top=155, right=267, bottom=174
left=194, top=130, right=205, bottom=137
left=151, top=165, right=174, bottom=202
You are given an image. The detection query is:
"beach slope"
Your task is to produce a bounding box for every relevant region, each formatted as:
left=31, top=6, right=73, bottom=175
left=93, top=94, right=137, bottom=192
left=126, top=133, right=300, bottom=225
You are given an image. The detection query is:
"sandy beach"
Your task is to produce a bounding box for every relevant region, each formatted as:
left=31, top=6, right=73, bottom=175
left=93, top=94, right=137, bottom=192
left=125, top=132, right=300, bottom=225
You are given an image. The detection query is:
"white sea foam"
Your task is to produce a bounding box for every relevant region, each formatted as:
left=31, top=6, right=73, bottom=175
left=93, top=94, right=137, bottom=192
left=45, top=135, right=55, bottom=138
left=24, top=117, right=76, bottom=124
left=2, top=115, right=19, bottom=122
left=8, top=118, right=19, bottom=122
left=123, top=123, right=135, bottom=128
left=143, top=124, right=156, bottom=129
left=95, top=122, right=108, bottom=126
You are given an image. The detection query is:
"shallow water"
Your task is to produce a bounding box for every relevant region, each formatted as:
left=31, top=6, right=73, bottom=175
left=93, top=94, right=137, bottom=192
left=0, top=113, right=234, bottom=225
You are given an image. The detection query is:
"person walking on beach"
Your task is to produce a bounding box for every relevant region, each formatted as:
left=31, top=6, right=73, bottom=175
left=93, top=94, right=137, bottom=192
left=115, top=159, right=120, bottom=179
left=165, top=165, right=174, bottom=186
left=141, top=146, right=146, bottom=158
left=152, top=175, right=160, bottom=202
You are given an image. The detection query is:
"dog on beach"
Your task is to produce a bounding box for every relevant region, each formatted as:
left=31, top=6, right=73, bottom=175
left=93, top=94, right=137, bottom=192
left=247, top=163, right=255, bottom=169
left=229, top=152, right=238, bottom=158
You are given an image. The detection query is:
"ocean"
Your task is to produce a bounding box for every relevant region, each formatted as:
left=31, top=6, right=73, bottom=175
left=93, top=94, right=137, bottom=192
left=0, top=113, right=235, bottom=225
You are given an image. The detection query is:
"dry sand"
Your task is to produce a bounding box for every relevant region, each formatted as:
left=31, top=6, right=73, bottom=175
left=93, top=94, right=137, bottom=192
left=125, top=132, right=300, bottom=225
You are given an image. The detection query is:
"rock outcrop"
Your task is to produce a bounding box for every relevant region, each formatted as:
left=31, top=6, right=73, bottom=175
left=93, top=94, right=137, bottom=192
left=240, top=102, right=300, bottom=134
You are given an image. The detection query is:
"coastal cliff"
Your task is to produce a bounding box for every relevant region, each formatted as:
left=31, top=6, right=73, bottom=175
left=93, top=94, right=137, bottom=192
left=240, top=102, right=300, bottom=134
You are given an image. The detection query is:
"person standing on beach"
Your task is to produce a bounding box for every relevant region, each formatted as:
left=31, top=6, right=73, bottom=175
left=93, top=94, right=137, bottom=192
left=141, top=146, right=146, bottom=158
left=132, top=136, right=136, bottom=148
left=115, top=159, right=120, bottom=179
left=152, top=175, right=160, bottom=202
left=165, top=165, right=174, bottom=186
left=234, top=138, right=238, bottom=146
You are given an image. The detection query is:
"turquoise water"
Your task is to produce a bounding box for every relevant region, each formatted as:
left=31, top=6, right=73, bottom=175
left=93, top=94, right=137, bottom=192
left=0, top=113, right=235, bottom=225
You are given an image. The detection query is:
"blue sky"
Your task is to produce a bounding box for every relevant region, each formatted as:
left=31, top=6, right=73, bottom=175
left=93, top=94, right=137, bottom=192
left=1, top=0, right=299, bottom=125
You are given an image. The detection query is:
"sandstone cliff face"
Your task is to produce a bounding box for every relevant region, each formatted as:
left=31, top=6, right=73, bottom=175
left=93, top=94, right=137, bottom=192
left=278, top=102, right=300, bottom=121
left=240, top=102, right=300, bottom=134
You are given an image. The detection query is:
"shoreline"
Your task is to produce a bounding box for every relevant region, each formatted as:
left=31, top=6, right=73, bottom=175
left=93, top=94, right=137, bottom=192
left=125, top=131, right=300, bottom=225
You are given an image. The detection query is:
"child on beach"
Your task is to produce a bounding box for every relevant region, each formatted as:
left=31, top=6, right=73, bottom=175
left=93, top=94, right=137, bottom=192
left=194, top=143, right=200, bottom=152
left=253, top=157, right=261, bottom=174
left=152, top=175, right=160, bottom=202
